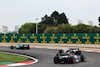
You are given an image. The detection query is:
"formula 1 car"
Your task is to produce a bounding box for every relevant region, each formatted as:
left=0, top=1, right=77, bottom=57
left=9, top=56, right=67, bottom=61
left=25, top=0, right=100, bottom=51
left=54, top=48, right=86, bottom=64
left=9, top=44, right=30, bottom=49
left=66, top=48, right=81, bottom=55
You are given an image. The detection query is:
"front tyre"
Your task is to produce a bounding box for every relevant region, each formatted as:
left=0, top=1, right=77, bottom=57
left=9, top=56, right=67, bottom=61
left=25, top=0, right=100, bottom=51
left=54, top=56, right=60, bottom=64
left=11, top=46, right=13, bottom=49
left=69, top=56, right=75, bottom=63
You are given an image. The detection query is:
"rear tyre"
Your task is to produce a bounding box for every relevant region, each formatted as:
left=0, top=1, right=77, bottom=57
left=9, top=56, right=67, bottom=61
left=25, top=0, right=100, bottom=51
left=11, top=46, right=13, bottom=49
left=54, top=56, right=60, bottom=64
left=69, top=56, right=75, bottom=63
left=81, top=55, right=85, bottom=62
left=78, top=51, right=81, bottom=55
left=27, top=45, right=30, bottom=49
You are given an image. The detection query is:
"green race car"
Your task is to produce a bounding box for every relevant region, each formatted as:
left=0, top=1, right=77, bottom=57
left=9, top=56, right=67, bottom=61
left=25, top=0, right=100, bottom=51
left=10, top=44, right=30, bottom=49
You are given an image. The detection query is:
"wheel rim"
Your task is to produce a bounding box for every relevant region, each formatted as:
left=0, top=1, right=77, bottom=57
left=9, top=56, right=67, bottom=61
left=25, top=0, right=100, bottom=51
left=83, top=57, right=84, bottom=61
left=73, top=58, right=75, bottom=63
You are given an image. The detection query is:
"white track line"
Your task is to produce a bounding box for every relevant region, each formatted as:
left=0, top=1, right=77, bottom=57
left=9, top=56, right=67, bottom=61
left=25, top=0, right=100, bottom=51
left=0, top=52, right=38, bottom=67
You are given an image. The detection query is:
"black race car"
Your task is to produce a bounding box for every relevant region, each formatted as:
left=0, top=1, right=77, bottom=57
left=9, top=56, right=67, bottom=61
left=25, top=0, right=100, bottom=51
left=54, top=48, right=86, bottom=64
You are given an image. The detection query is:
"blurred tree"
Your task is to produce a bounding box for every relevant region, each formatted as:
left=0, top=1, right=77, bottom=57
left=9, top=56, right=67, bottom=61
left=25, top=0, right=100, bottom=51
left=43, top=23, right=100, bottom=33
left=38, top=23, right=48, bottom=33
left=44, top=27, right=55, bottom=33
left=40, top=11, right=69, bottom=26
left=98, top=17, right=100, bottom=27
left=57, top=13, right=69, bottom=25
left=98, top=17, right=100, bottom=22
left=19, top=12, right=100, bottom=33
left=41, top=15, right=54, bottom=26
left=75, top=24, right=89, bottom=33
left=19, top=23, right=36, bottom=33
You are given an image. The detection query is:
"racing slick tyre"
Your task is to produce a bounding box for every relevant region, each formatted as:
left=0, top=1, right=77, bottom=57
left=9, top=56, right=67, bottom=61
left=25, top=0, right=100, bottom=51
left=11, top=46, right=13, bottom=49
left=78, top=51, right=81, bottom=55
left=27, top=45, right=30, bottom=49
left=81, top=55, right=85, bottom=62
left=54, top=56, right=60, bottom=64
left=64, top=60, right=68, bottom=63
left=69, top=56, right=75, bottom=64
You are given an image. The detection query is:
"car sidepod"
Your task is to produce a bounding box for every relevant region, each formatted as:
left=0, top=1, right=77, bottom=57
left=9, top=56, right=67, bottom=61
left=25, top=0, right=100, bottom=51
left=74, top=55, right=81, bottom=63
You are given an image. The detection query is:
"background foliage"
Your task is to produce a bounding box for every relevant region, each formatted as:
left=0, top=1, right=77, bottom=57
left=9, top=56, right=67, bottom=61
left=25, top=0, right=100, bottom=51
left=19, top=11, right=100, bottom=33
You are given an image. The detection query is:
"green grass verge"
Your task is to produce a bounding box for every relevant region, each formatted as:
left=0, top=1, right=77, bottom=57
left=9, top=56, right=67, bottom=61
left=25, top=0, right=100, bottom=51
left=0, top=53, right=30, bottom=63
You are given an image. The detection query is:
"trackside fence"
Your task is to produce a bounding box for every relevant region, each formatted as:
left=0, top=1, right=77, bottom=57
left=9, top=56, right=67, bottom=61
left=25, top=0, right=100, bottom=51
left=0, top=33, right=100, bottom=44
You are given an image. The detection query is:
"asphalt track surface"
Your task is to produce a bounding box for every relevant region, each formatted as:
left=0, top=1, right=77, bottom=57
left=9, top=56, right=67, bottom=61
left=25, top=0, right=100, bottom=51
left=0, top=47, right=100, bottom=67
